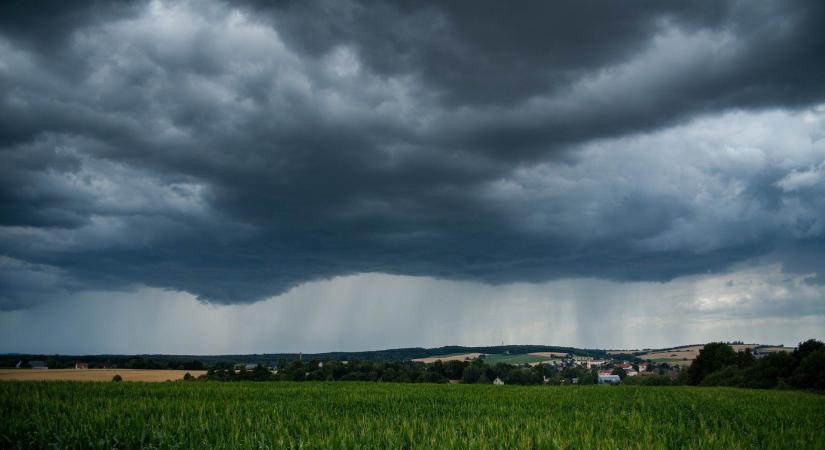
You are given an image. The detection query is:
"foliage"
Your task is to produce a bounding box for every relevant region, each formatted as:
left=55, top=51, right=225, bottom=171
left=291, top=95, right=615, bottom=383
left=688, top=340, right=825, bottom=391
left=687, top=342, right=738, bottom=385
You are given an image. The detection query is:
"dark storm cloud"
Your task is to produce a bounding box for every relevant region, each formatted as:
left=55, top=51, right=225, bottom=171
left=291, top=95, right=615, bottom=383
left=1, top=0, right=825, bottom=309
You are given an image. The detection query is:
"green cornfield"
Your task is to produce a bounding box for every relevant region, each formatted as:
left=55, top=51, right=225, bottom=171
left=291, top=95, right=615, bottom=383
left=1, top=382, right=824, bottom=449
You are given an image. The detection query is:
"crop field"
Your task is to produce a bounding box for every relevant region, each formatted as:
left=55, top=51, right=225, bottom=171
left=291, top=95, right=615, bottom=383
left=411, top=353, right=482, bottom=363
left=481, top=353, right=550, bottom=365
left=0, top=369, right=206, bottom=382
left=2, top=382, right=824, bottom=449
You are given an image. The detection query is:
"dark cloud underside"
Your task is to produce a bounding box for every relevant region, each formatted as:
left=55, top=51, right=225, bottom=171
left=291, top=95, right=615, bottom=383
left=1, top=0, right=824, bottom=308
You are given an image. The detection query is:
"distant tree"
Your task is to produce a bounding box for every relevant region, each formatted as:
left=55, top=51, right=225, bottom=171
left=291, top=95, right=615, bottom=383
left=687, top=343, right=737, bottom=385
left=444, top=360, right=466, bottom=380
left=793, top=339, right=825, bottom=364
left=461, top=365, right=483, bottom=384
left=183, top=360, right=204, bottom=371
left=699, top=366, right=744, bottom=387
left=743, top=352, right=795, bottom=389
left=112, top=374, right=123, bottom=382
left=736, top=348, right=755, bottom=368
left=790, top=349, right=825, bottom=390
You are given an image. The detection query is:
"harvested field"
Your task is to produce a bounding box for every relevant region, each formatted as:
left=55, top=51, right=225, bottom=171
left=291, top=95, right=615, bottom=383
left=639, top=346, right=703, bottom=362
left=756, top=346, right=792, bottom=354
left=639, top=344, right=785, bottom=366
left=0, top=369, right=206, bottom=382
left=528, top=352, right=568, bottom=358
left=731, top=344, right=759, bottom=352
left=412, top=353, right=482, bottom=363
left=482, top=354, right=550, bottom=365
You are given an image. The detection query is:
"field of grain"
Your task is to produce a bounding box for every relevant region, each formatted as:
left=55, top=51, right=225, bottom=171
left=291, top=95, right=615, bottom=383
left=412, top=353, right=482, bottom=363
left=0, top=369, right=206, bottom=382
left=1, top=382, right=823, bottom=449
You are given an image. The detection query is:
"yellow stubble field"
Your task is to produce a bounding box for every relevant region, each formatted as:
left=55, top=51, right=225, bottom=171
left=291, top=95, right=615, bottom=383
left=0, top=369, right=206, bottom=382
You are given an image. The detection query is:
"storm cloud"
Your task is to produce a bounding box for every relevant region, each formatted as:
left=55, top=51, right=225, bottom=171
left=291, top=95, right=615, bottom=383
left=2, top=0, right=825, bottom=310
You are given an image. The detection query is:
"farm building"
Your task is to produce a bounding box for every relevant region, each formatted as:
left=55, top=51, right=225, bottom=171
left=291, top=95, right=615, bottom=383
left=598, top=374, right=621, bottom=384
left=75, top=362, right=89, bottom=369
left=493, top=377, right=505, bottom=385
left=29, top=361, right=47, bottom=370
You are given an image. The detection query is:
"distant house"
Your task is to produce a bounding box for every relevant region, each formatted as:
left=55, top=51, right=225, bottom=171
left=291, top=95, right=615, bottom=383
left=625, top=370, right=639, bottom=377
left=244, top=363, right=258, bottom=371
left=598, top=374, right=621, bottom=384
left=29, top=361, right=47, bottom=370
left=493, top=377, right=505, bottom=385
left=75, top=362, right=89, bottom=369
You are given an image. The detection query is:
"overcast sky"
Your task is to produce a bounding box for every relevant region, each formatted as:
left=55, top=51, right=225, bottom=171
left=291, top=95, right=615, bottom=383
left=1, top=0, right=824, bottom=354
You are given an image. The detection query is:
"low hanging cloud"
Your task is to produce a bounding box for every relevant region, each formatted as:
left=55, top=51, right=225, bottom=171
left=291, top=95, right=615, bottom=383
left=1, top=0, right=825, bottom=310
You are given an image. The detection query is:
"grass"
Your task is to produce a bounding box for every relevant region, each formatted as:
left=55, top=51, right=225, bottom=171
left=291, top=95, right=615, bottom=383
left=481, top=353, right=550, bottom=365
left=2, top=382, right=824, bottom=449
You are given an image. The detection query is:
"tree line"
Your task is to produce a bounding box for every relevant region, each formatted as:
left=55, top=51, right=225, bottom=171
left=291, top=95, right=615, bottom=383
left=684, top=339, right=825, bottom=390
left=196, top=359, right=604, bottom=385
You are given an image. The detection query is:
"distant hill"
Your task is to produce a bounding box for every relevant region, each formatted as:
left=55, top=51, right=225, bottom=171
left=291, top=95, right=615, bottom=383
left=0, top=345, right=608, bottom=368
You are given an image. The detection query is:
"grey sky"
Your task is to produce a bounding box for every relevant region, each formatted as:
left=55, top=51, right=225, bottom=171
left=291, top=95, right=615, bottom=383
left=1, top=0, right=824, bottom=352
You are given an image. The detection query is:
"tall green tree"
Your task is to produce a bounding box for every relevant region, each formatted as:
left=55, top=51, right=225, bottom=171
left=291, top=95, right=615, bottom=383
left=687, top=343, right=737, bottom=385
